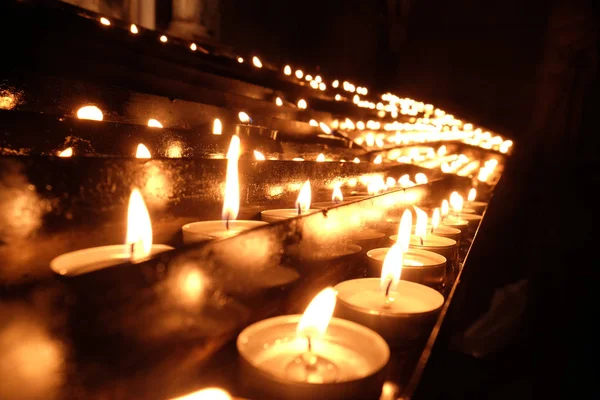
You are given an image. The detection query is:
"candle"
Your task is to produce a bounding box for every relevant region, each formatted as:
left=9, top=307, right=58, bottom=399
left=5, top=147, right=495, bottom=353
left=237, top=288, right=390, bottom=400
left=345, top=228, right=386, bottom=254
left=466, top=188, right=488, bottom=214
left=312, top=186, right=371, bottom=209
left=261, top=180, right=319, bottom=222
left=402, top=207, right=457, bottom=262
left=395, top=208, right=461, bottom=245
left=334, top=245, right=444, bottom=346
left=50, top=189, right=173, bottom=276
left=440, top=199, right=469, bottom=233
left=169, top=387, right=232, bottom=400
left=182, top=136, right=267, bottom=243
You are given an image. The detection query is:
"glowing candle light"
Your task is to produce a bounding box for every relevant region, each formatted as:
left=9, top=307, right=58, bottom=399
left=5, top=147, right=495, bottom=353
left=284, top=65, right=292, bottom=75
left=169, top=387, right=231, bottom=400
left=261, top=180, right=317, bottom=222
left=316, top=153, right=326, bottom=162
left=190, top=43, right=197, bottom=51
left=297, top=99, right=307, bottom=109
left=213, top=118, right=223, bottom=135
left=238, top=57, right=244, bottom=63
left=415, top=173, right=428, bottom=184
left=238, top=112, right=250, bottom=123
left=309, top=119, right=318, bottom=127
left=295, top=70, right=304, bottom=79
left=319, top=122, right=331, bottom=134
left=130, top=24, right=138, bottom=34
left=76, top=105, right=103, bottom=121
left=147, top=119, right=163, bottom=128
left=373, top=155, right=383, bottom=164
left=252, top=56, right=263, bottom=68
left=100, top=17, right=110, bottom=26
left=58, top=147, right=73, bottom=157
left=135, top=144, right=151, bottom=159
left=160, top=35, right=168, bottom=43
left=276, top=97, right=283, bottom=106
left=332, top=80, right=339, bottom=88
left=254, top=150, right=266, bottom=160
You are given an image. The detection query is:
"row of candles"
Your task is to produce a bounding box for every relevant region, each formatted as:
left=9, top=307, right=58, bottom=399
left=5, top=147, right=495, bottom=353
left=50, top=134, right=487, bottom=399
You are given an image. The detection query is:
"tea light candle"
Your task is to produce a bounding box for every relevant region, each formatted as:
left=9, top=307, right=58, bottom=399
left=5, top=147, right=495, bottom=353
left=334, top=245, right=444, bottom=346
left=50, top=189, right=173, bottom=276
left=441, top=199, right=469, bottom=233
left=261, top=180, right=319, bottom=222
left=467, top=188, right=488, bottom=214
left=312, top=187, right=370, bottom=209
left=366, top=247, right=446, bottom=289
left=404, top=207, right=457, bottom=261
left=345, top=228, right=386, bottom=254
left=237, top=288, right=390, bottom=400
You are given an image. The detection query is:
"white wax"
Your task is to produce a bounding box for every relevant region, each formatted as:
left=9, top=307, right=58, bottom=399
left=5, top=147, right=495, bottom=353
left=50, top=244, right=173, bottom=276
left=457, top=213, right=483, bottom=223
left=182, top=220, right=268, bottom=244
left=441, top=216, right=469, bottom=231
left=336, top=279, right=444, bottom=316
left=261, top=209, right=320, bottom=223
left=347, top=229, right=385, bottom=242
left=409, top=234, right=456, bottom=249
left=367, top=247, right=445, bottom=268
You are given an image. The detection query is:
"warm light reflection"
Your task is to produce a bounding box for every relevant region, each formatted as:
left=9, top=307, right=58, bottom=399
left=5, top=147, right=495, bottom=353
left=284, top=65, right=292, bottom=75
left=398, top=209, right=412, bottom=251
left=147, top=118, right=163, bottom=128
left=415, top=173, right=428, bottom=184
left=58, top=147, right=73, bottom=157
left=252, top=56, right=262, bottom=68
left=353, top=157, right=360, bottom=164
left=373, top=155, right=382, bottom=164
left=414, top=206, right=428, bottom=240
left=468, top=188, right=477, bottom=202
left=297, top=99, right=307, bottom=109
left=432, top=208, right=441, bottom=230
left=211, top=118, right=223, bottom=135
left=166, top=144, right=183, bottom=158
left=316, top=153, right=326, bottom=162
left=135, top=144, right=151, bottom=158
left=253, top=150, right=265, bottom=160
left=130, top=24, right=138, bottom=34
left=222, top=135, right=240, bottom=223
left=160, top=35, right=168, bottom=43
left=295, top=180, right=311, bottom=214
left=319, top=122, right=331, bottom=134
left=126, top=188, right=152, bottom=260
left=238, top=112, right=250, bottom=123
left=332, top=185, right=343, bottom=203
left=170, top=387, right=232, bottom=400
left=297, top=287, right=337, bottom=338
left=76, top=105, right=103, bottom=121
left=380, top=244, right=403, bottom=298
left=100, top=17, right=110, bottom=26
left=275, top=97, right=283, bottom=106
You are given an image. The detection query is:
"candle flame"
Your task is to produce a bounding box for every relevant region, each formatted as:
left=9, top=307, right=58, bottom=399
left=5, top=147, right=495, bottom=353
left=441, top=199, right=449, bottom=217
left=169, top=387, right=231, bottom=400
left=253, top=150, right=265, bottom=160
left=316, top=153, right=325, bottom=162
left=380, top=244, right=403, bottom=295
left=296, top=287, right=337, bottom=339
left=386, top=177, right=396, bottom=187
left=297, top=99, right=307, bottom=109
left=432, top=208, right=441, bottom=229
left=295, top=180, right=311, bottom=214
left=136, top=144, right=151, bottom=158
left=319, top=122, right=331, bottom=134
left=160, top=35, right=168, bottom=43
left=309, top=119, right=318, bottom=127
left=332, top=80, right=339, bottom=88
left=284, top=65, right=292, bottom=75
left=414, top=206, right=428, bottom=239
left=126, top=188, right=152, bottom=261
left=332, top=185, right=343, bottom=203
left=415, top=173, right=428, bottom=184
left=275, top=97, right=283, bottom=106
left=222, top=136, right=240, bottom=223
left=468, top=188, right=477, bottom=202
left=238, top=112, right=250, bottom=123
left=353, top=157, right=360, bottom=164
left=213, top=118, right=222, bottom=135
left=450, top=191, right=463, bottom=213
left=437, top=145, right=447, bottom=156
left=147, top=118, right=163, bottom=128
left=190, top=43, right=197, bottom=51
left=373, top=155, right=383, bottom=164
left=237, top=57, right=244, bottom=63
left=130, top=24, right=138, bottom=34
left=76, top=105, right=103, bottom=121
left=58, top=147, right=73, bottom=157
left=398, top=209, right=412, bottom=251
left=100, top=17, right=110, bottom=26
left=252, top=56, right=262, bottom=68
left=295, top=70, right=304, bottom=79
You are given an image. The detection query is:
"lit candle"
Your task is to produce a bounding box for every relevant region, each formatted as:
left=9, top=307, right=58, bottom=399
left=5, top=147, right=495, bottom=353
left=169, top=387, right=232, bottom=400
left=440, top=199, right=469, bottom=233
left=237, top=288, right=390, bottom=400
left=449, top=192, right=482, bottom=234
left=449, top=191, right=476, bottom=214
left=261, top=180, right=319, bottom=222
left=402, top=207, right=457, bottom=262
left=182, top=136, right=267, bottom=243
left=50, top=189, right=173, bottom=276
left=334, top=245, right=444, bottom=346
left=466, top=188, right=488, bottom=214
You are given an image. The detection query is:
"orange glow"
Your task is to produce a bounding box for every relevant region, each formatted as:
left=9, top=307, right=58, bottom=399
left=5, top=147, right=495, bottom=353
left=450, top=191, right=463, bottom=214
left=414, top=206, right=428, bottom=240
left=319, top=122, right=331, bottom=134
left=126, top=188, right=152, bottom=261
left=380, top=244, right=403, bottom=299
left=296, top=287, right=337, bottom=338
left=431, top=208, right=441, bottom=230
left=58, top=147, right=73, bottom=157
left=169, top=387, right=231, bottom=400
left=397, top=209, right=412, bottom=252
left=415, top=173, right=428, bottom=184
left=100, top=17, right=110, bottom=26
left=76, top=105, right=103, bottom=121
left=130, top=24, right=138, bottom=34
left=332, top=186, right=343, bottom=203
left=252, top=56, right=262, bottom=68
left=373, top=155, right=383, bottom=164
left=316, top=153, right=326, bottom=162
left=254, top=150, right=265, bottom=160
left=238, top=112, right=250, bottom=123
left=441, top=199, right=449, bottom=218
left=468, top=188, right=477, bottom=202
left=212, top=118, right=222, bottom=135
left=353, top=157, right=360, bottom=164
left=284, top=65, right=292, bottom=75
left=222, top=136, right=241, bottom=222
left=166, top=144, right=183, bottom=158
left=135, top=144, right=151, bottom=158
left=160, top=35, right=168, bottom=43
left=297, top=99, right=307, bottom=109
left=295, top=180, right=311, bottom=214
left=147, top=118, right=163, bottom=128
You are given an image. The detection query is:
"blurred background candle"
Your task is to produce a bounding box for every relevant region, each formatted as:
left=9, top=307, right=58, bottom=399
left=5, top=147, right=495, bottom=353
left=237, top=288, right=390, bottom=400
left=50, top=188, right=173, bottom=276
left=261, top=180, right=319, bottom=222
left=466, top=188, right=488, bottom=214
left=335, top=245, right=444, bottom=346
left=440, top=199, right=469, bottom=233
left=182, top=136, right=267, bottom=243
left=403, top=207, right=457, bottom=262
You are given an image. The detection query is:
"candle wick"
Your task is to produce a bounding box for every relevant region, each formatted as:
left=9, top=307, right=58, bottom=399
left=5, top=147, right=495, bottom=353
left=420, top=236, right=424, bottom=246
left=307, top=336, right=312, bottom=353
left=385, top=279, right=393, bottom=297
left=297, top=203, right=301, bottom=216
left=130, top=242, right=136, bottom=262
left=226, top=216, right=230, bottom=230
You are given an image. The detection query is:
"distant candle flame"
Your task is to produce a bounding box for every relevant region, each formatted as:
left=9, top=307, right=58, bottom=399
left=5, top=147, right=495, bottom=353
left=332, top=186, right=343, bottom=203
left=295, top=180, right=311, bottom=214
left=398, top=209, right=412, bottom=252
left=160, top=35, right=168, bottom=43
left=169, top=387, right=232, bottom=400
left=309, top=119, right=318, bottom=127
left=222, top=136, right=240, bottom=223
left=58, top=147, right=73, bottom=157
left=332, top=80, right=339, bottom=88
left=190, top=43, right=197, bottom=51
left=335, top=94, right=341, bottom=101
left=284, top=65, right=292, bottom=75
left=254, top=150, right=265, bottom=160
left=147, top=119, right=163, bottom=128
left=414, top=206, right=428, bottom=240
left=136, top=144, right=151, bottom=158
left=297, top=99, right=307, bottom=109
left=237, top=57, right=244, bottom=63
left=316, top=153, right=326, bottom=162
left=373, top=155, right=383, bottom=164
left=76, top=105, right=103, bottom=121
left=295, top=70, right=303, bottom=79
left=432, top=208, right=441, bottom=230
left=100, top=17, right=110, bottom=26
left=305, top=75, right=313, bottom=81
left=450, top=191, right=463, bottom=214
left=212, top=118, right=222, bottom=135
left=380, top=245, right=403, bottom=298
left=126, top=188, right=152, bottom=261
left=441, top=199, right=449, bottom=217
left=437, top=145, right=447, bottom=156
left=319, top=82, right=326, bottom=91
left=319, top=122, right=331, bottom=134
left=415, top=173, right=428, bottom=184
left=275, top=97, right=283, bottom=106
left=386, top=177, right=396, bottom=187
left=296, top=287, right=337, bottom=339
left=130, top=24, right=138, bottom=34
left=353, top=157, right=360, bottom=164
left=238, top=112, right=250, bottom=123
left=468, top=188, right=477, bottom=202
left=252, top=56, right=262, bottom=68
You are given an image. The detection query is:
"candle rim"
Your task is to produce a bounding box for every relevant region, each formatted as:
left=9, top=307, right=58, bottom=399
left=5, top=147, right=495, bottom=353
left=408, top=233, right=456, bottom=248
left=182, top=219, right=267, bottom=234
left=367, top=247, right=446, bottom=267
